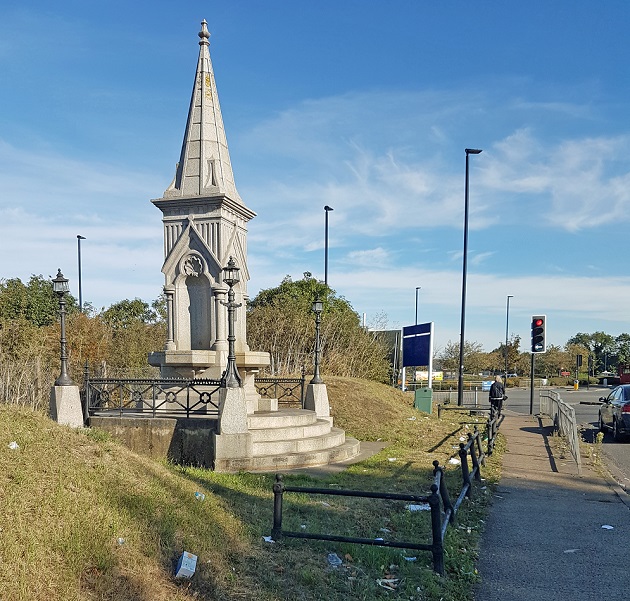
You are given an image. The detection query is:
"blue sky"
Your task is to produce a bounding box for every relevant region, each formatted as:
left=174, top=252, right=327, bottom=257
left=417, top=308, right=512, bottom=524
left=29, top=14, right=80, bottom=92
left=2, top=1, right=630, bottom=352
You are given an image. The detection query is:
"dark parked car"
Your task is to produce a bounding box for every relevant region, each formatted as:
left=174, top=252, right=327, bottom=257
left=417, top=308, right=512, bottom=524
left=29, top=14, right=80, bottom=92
left=598, top=384, right=630, bottom=441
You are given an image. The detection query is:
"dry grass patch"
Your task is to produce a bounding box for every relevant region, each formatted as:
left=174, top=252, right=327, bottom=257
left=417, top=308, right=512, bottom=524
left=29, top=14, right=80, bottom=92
left=0, top=377, right=503, bottom=601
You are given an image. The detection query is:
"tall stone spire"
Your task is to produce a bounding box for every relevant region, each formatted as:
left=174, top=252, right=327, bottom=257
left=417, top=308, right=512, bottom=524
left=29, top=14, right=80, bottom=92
left=163, top=19, right=241, bottom=202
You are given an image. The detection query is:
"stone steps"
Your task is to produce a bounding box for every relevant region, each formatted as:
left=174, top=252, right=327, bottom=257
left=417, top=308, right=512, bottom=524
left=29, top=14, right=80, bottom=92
left=221, top=437, right=361, bottom=473
left=242, top=408, right=360, bottom=471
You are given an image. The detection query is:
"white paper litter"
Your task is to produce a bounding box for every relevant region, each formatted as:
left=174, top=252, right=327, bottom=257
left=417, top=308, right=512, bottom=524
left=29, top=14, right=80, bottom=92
left=407, top=417, right=416, bottom=421
left=262, top=536, right=275, bottom=543
left=602, top=524, right=614, bottom=530
left=564, top=549, right=580, bottom=553
left=403, top=556, right=417, bottom=562
left=388, top=457, right=397, bottom=462
left=448, top=458, right=461, bottom=465
left=406, top=503, right=431, bottom=512
left=8, top=441, right=19, bottom=450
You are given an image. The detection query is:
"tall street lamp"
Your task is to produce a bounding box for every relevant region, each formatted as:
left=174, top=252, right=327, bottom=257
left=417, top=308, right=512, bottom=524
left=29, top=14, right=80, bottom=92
left=505, top=295, right=514, bottom=382
left=77, top=235, right=86, bottom=312
left=52, top=269, right=74, bottom=386
left=324, top=205, right=333, bottom=287
left=457, top=148, right=482, bottom=406
left=310, top=297, right=324, bottom=384
left=221, top=257, right=242, bottom=388
left=415, top=286, right=422, bottom=325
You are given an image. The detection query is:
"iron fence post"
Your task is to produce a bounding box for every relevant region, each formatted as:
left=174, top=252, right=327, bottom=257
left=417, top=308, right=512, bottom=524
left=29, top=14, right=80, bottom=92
left=468, top=432, right=481, bottom=481
left=82, top=361, right=90, bottom=423
left=459, top=443, right=472, bottom=497
left=433, top=461, right=453, bottom=523
left=272, top=474, right=285, bottom=541
left=428, top=483, right=444, bottom=576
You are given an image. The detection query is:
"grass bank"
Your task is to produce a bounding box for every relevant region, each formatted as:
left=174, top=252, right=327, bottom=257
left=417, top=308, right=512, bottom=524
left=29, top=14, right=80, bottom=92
left=0, top=377, right=503, bottom=600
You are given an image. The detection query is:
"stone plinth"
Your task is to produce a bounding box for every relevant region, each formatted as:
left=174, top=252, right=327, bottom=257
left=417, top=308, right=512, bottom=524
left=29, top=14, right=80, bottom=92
left=213, top=386, right=253, bottom=471
left=50, top=385, right=84, bottom=428
left=304, top=383, right=332, bottom=424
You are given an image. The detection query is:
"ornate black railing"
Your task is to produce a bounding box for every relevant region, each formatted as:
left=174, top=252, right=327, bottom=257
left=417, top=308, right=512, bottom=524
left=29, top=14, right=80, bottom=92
left=254, top=377, right=305, bottom=408
left=84, top=374, right=223, bottom=419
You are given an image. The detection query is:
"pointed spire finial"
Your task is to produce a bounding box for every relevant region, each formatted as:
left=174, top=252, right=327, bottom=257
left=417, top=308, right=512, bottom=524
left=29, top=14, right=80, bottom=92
left=199, top=19, right=210, bottom=46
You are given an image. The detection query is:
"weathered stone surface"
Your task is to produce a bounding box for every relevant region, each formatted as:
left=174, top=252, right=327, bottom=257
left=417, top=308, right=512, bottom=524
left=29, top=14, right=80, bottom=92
left=49, top=385, right=84, bottom=428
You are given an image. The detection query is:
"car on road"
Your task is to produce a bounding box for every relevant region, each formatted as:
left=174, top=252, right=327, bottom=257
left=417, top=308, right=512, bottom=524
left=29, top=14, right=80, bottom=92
left=598, top=384, right=630, bottom=441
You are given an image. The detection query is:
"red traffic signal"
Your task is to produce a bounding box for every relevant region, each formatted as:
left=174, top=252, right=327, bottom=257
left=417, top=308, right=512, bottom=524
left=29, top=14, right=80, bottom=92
left=531, top=315, right=546, bottom=353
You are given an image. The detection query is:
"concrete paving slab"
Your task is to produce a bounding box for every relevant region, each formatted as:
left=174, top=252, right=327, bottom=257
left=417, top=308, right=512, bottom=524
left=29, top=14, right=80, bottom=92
left=475, top=409, right=630, bottom=601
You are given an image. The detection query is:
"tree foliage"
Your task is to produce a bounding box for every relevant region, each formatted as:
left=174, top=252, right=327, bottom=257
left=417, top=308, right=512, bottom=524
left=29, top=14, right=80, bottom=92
left=247, top=273, right=390, bottom=381
left=0, top=275, right=77, bottom=327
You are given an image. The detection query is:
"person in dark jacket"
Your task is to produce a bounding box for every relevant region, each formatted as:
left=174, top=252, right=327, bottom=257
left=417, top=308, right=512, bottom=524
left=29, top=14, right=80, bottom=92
left=489, top=375, right=506, bottom=417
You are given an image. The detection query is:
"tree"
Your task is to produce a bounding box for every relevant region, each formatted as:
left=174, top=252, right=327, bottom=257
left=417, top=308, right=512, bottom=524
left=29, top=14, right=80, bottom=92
left=435, top=340, right=483, bottom=376
left=0, top=275, right=77, bottom=327
left=247, top=273, right=389, bottom=381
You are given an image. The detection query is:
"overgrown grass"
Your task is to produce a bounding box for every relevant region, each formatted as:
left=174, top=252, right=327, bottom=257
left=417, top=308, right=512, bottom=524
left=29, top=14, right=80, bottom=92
left=0, top=377, right=503, bottom=600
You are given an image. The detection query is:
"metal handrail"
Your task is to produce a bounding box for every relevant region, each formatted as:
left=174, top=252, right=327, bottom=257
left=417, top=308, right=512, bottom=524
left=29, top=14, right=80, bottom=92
left=539, top=389, right=582, bottom=475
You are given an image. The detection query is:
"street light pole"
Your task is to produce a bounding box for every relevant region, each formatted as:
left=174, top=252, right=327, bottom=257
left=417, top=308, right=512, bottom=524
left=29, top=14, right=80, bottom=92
left=457, top=148, right=482, bottom=406
left=415, top=286, right=421, bottom=325
left=77, top=235, right=85, bottom=312
left=505, top=295, right=513, bottom=382
left=310, top=298, right=324, bottom=384
left=324, top=205, right=333, bottom=287
left=221, top=257, right=242, bottom=388
left=52, top=269, right=74, bottom=386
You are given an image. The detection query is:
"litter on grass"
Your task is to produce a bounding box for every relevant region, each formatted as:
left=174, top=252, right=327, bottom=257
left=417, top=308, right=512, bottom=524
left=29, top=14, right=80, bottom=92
left=327, top=553, right=343, bottom=567
left=406, top=503, right=430, bottom=512
left=448, top=457, right=461, bottom=465
left=602, top=525, right=614, bottom=530
left=117, top=537, right=125, bottom=545
left=403, top=556, right=417, bottom=562
left=263, top=536, right=275, bottom=543
left=388, top=457, right=397, bottom=462
left=175, top=552, right=198, bottom=579
left=8, top=441, right=19, bottom=450
left=377, top=578, right=399, bottom=591
left=194, top=492, right=205, bottom=501
left=564, top=549, right=580, bottom=553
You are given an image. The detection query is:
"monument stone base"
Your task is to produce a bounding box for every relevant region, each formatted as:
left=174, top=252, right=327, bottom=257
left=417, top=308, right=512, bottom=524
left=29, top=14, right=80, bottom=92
left=304, top=383, right=332, bottom=424
left=50, top=385, right=84, bottom=428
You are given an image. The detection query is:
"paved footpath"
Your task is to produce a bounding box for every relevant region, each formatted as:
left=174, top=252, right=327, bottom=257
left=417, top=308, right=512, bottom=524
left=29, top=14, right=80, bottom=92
left=475, top=410, right=630, bottom=600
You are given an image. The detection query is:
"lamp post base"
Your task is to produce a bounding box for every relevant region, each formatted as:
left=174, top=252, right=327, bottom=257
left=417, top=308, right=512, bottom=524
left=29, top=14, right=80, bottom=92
left=49, top=385, right=83, bottom=428
left=304, top=382, right=331, bottom=423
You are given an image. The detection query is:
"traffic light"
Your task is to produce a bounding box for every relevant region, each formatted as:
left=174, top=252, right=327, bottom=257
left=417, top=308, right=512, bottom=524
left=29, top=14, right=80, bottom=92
left=531, top=315, right=546, bottom=353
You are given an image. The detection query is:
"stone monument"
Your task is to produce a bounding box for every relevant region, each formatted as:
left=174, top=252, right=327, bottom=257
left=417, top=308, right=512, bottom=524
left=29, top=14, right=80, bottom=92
left=148, top=20, right=269, bottom=414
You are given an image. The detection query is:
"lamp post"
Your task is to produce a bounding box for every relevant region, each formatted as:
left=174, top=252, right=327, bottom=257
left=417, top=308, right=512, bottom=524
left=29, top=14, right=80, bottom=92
left=415, top=286, right=421, bottom=325
left=77, top=235, right=85, bottom=312
left=52, top=269, right=74, bottom=386
left=457, top=148, right=482, bottom=406
left=504, top=295, right=514, bottom=382
left=221, top=257, right=242, bottom=388
left=310, top=297, right=324, bottom=384
left=324, top=205, right=333, bottom=287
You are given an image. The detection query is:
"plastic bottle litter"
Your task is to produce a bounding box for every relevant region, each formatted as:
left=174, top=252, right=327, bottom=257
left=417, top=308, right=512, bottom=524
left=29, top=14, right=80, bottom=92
left=194, top=492, right=205, bottom=501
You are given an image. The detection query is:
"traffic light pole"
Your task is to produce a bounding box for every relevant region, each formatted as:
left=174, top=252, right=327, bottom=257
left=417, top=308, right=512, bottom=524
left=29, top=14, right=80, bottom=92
left=529, top=353, right=535, bottom=415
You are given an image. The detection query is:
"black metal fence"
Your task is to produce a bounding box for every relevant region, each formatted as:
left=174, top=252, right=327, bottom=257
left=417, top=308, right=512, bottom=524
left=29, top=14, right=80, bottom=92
left=84, top=372, right=223, bottom=419
left=269, top=429, right=487, bottom=575
left=254, top=376, right=305, bottom=408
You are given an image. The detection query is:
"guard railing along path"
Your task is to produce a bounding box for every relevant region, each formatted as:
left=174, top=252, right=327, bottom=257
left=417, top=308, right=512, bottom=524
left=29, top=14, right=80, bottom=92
left=539, top=389, right=582, bottom=475
left=270, top=429, right=488, bottom=575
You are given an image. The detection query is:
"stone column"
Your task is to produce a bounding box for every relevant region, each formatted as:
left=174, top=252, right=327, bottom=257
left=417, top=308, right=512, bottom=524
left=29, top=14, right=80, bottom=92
left=212, top=285, right=228, bottom=351
left=165, top=286, right=176, bottom=350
